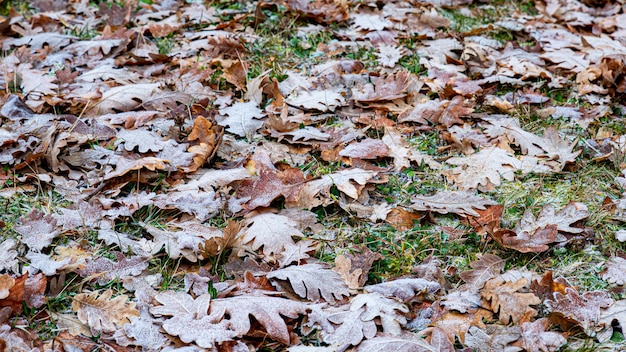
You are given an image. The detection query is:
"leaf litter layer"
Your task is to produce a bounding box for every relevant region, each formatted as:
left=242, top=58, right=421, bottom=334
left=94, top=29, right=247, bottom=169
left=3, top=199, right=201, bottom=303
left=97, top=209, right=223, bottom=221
left=2, top=0, right=626, bottom=350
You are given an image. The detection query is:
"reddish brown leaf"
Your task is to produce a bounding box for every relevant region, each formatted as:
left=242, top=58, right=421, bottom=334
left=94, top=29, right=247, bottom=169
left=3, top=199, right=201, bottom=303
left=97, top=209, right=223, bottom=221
left=284, top=0, right=349, bottom=23
left=459, top=254, right=504, bottom=290
left=185, top=115, right=224, bottom=172
left=545, top=287, right=613, bottom=335
left=235, top=149, right=305, bottom=211
left=385, top=208, right=424, bottom=231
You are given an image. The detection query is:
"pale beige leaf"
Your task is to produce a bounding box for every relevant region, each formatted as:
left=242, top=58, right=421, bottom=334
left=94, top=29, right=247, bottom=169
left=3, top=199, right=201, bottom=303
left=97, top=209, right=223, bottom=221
left=518, top=318, right=566, bottom=352
left=364, top=278, right=441, bottom=303
left=324, top=307, right=377, bottom=346
left=459, top=254, right=504, bottom=290
left=286, top=88, right=345, bottom=112
left=351, top=293, right=409, bottom=335
left=357, top=334, right=436, bottom=352
left=602, top=256, right=626, bottom=285
left=482, top=277, right=541, bottom=324
left=76, top=252, right=150, bottom=285
left=444, top=147, right=521, bottom=191
left=464, top=325, right=522, bottom=352
left=382, top=126, right=441, bottom=171
left=267, top=263, right=350, bottom=303
left=209, top=295, right=309, bottom=344
left=87, top=83, right=162, bottom=115
left=123, top=311, right=169, bottom=350
left=409, top=191, right=497, bottom=217
left=238, top=209, right=302, bottom=256
left=161, top=315, right=237, bottom=348
left=217, top=101, right=266, bottom=137
left=14, top=209, right=59, bottom=252
left=150, top=292, right=211, bottom=319
left=0, top=274, right=15, bottom=300
left=72, top=290, right=140, bottom=333
left=0, top=239, right=18, bottom=273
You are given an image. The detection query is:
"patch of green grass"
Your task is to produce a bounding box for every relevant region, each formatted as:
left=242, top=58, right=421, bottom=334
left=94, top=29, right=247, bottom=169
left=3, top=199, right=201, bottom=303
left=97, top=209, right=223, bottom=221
left=245, top=7, right=335, bottom=80
left=493, top=163, right=618, bottom=228
left=0, top=0, right=31, bottom=16
left=66, top=24, right=99, bottom=40
left=399, top=53, right=426, bottom=75
left=342, top=45, right=378, bottom=68
left=155, top=34, right=177, bottom=55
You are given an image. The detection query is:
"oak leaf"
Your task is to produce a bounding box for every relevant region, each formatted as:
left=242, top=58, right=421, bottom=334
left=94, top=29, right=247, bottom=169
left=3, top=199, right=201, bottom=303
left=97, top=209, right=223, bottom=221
left=352, top=293, right=409, bottom=335
left=115, top=128, right=165, bottom=153
left=444, top=146, right=521, bottom=191
left=430, top=308, right=492, bottom=344
left=0, top=275, right=14, bottom=300
left=516, top=318, right=566, bottom=352
left=409, top=191, right=497, bottom=217
left=277, top=240, right=317, bottom=267
left=284, top=0, right=349, bottom=24
left=238, top=209, right=303, bottom=256
left=210, top=295, right=309, bottom=344
left=339, top=138, right=389, bottom=160
left=496, top=225, right=559, bottom=253
left=544, top=287, right=613, bottom=336
left=464, top=325, right=522, bottom=352
left=482, top=277, right=541, bottom=324
left=76, top=252, right=149, bottom=285
left=459, top=254, right=504, bottom=290
left=382, top=126, right=441, bottom=171
left=601, top=256, right=626, bottom=285
left=286, top=88, right=346, bottom=112
left=150, top=291, right=211, bottom=319
left=14, top=209, right=59, bottom=252
left=218, top=101, right=266, bottom=137
left=317, top=306, right=377, bottom=347
left=357, top=333, right=435, bottom=352
left=123, top=312, right=169, bottom=350
left=235, top=148, right=305, bottom=211
left=0, top=239, right=18, bottom=273
left=364, top=278, right=441, bottom=303
left=72, top=289, right=139, bottom=333
left=143, top=221, right=221, bottom=261
left=352, top=71, right=410, bottom=103
left=267, top=263, right=350, bottom=303
left=151, top=292, right=236, bottom=348
left=441, top=290, right=482, bottom=313
left=185, top=115, right=224, bottom=172
left=87, top=83, right=162, bottom=115
left=162, top=315, right=236, bottom=348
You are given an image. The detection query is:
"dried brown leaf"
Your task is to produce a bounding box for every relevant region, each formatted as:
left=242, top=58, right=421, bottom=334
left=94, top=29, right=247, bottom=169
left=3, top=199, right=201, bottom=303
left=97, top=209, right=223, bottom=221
left=267, top=263, right=350, bottom=303
left=72, top=290, right=140, bottom=333
left=76, top=252, right=149, bottom=285
left=210, top=295, right=309, bottom=344
left=482, top=277, right=541, bottom=324
left=409, top=191, right=497, bottom=217
left=545, top=287, right=613, bottom=336
left=459, top=254, right=504, bottom=290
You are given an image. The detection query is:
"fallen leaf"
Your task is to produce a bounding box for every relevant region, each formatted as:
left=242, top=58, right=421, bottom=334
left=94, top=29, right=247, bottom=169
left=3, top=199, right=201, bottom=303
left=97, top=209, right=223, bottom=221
left=482, top=277, right=541, bottom=324
left=515, top=318, right=567, bottom=352
left=267, top=263, right=350, bottom=303
left=13, top=209, right=59, bottom=252
left=444, top=146, right=521, bottom=191
left=545, top=287, right=613, bottom=336
left=210, top=295, right=309, bottom=344
left=76, top=252, right=150, bottom=285
left=459, top=254, right=505, bottom=291
left=72, top=289, right=140, bottom=333
left=409, top=191, right=497, bottom=217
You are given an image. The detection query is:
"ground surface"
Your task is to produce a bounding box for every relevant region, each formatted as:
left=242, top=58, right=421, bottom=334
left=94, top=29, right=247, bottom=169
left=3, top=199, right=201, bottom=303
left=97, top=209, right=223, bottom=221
left=2, top=0, right=626, bottom=351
